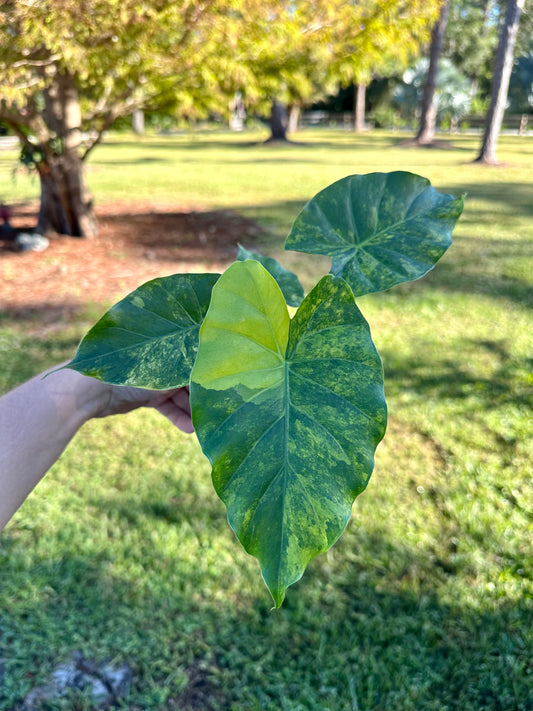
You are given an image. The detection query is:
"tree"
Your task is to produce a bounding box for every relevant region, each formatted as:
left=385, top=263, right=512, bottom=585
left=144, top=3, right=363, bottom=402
left=444, top=0, right=499, bottom=101
left=507, top=40, right=533, bottom=113
left=236, top=1, right=440, bottom=140
left=394, top=57, right=472, bottom=126
left=0, top=1, right=249, bottom=237
left=415, top=0, right=450, bottom=144
left=328, top=0, right=441, bottom=132
left=444, top=0, right=532, bottom=104
left=476, top=0, right=526, bottom=163
left=235, top=2, right=339, bottom=141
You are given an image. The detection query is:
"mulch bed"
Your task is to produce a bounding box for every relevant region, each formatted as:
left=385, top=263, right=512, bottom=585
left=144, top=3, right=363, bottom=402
left=0, top=201, right=264, bottom=322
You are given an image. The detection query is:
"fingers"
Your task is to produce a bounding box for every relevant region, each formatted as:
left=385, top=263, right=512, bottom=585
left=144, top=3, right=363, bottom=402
left=154, top=388, right=194, bottom=433
left=171, top=386, right=192, bottom=418
left=94, top=382, right=194, bottom=434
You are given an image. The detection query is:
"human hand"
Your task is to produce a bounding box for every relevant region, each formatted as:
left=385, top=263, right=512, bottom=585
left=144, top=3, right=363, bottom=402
left=92, top=381, right=194, bottom=433
left=44, top=365, right=194, bottom=433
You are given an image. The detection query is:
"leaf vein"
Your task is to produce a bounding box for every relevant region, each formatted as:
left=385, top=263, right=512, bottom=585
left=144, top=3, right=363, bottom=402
left=290, top=369, right=376, bottom=422
left=289, top=401, right=352, bottom=464
left=218, top=413, right=285, bottom=497
left=75, top=326, right=196, bottom=362
left=206, top=323, right=284, bottom=359
left=155, top=281, right=201, bottom=326
left=204, top=380, right=282, bottom=456
left=356, top=209, right=435, bottom=249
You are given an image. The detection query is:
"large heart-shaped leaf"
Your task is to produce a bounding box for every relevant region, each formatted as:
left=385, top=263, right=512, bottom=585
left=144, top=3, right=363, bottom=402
left=285, top=171, right=464, bottom=297
left=237, top=244, right=305, bottom=307
left=190, top=260, right=386, bottom=606
left=66, top=273, right=219, bottom=389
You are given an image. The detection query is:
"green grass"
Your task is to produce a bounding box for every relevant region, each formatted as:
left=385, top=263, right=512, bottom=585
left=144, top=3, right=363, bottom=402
left=1, top=129, right=532, bottom=710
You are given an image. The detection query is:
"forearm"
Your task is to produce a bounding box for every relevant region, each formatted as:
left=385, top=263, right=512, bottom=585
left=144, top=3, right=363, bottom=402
left=0, top=363, right=193, bottom=531
left=0, top=367, right=104, bottom=531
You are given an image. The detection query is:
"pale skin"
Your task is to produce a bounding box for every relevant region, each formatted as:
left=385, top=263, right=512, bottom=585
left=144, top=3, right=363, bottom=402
left=0, top=365, right=193, bottom=532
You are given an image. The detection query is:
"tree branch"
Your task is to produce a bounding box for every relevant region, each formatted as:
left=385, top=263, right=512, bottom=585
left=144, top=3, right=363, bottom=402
left=11, top=54, right=61, bottom=69
left=81, top=94, right=143, bottom=161
left=0, top=103, right=34, bottom=131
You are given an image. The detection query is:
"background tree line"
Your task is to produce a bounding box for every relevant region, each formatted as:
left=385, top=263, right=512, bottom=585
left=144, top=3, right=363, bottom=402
left=0, top=0, right=530, bottom=238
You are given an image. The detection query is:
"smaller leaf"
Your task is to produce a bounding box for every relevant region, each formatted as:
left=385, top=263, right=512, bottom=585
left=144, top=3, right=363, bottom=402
left=65, top=273, right=219, bottom=389
left=237, top=244, right=305, bottom=307
left=285, top=171, right=464, bottom=296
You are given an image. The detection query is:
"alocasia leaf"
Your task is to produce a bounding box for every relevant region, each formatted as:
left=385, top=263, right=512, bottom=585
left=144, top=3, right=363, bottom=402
left=190, top=260, right=386, bottom=606
left=285, top=171, right=464, bottom=297
left=65, top=273, right=219, bottom=389
left=237, top=244, right=305, bottom=306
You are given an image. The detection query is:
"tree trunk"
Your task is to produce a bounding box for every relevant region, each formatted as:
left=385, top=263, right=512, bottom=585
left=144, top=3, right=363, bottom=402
left=288, top=104, right=301, bottom=134
left=37, top=70, right=97, bottom=237
left=416, top=0, right=449, bottom=145
left=36, top=154, right=97, bottom=238
left=268, top=100, right=288, bottom=141
left=354, top=83, right=367, bottom=132
left=476, top=0, right=525, bottom=164
left=132, top=109, right=145, bottom=135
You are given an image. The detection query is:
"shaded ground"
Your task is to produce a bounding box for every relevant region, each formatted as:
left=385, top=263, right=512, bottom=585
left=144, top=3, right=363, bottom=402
left=0, top=201, right=264, bottom=320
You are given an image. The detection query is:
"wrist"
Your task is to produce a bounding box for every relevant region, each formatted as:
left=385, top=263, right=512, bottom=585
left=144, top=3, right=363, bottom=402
left=44, top=367, right=112, bottom=426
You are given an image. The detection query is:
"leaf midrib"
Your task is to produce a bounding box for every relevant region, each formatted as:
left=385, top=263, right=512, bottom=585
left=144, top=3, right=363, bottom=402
left=347, top=205, right=441, bottom=250
left=73, top=323, right=197, bottom=365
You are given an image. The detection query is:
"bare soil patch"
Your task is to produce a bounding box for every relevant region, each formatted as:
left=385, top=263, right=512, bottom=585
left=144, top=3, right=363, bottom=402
left=0, top=201, right=264, bottom=321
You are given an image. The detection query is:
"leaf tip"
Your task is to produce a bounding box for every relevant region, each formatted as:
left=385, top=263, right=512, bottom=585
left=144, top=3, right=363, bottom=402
left=268, top=585, right=286, bottom=610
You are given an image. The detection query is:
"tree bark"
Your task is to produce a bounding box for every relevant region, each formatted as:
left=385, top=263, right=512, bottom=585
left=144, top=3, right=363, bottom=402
left=37, top=70, right=97, bottom=237
left=416, top=0, right=450, bottom=145
left=476, top=0, right=525, bottom=164
left=354, top=83, right=367, bottom=132
left=268, top=99, right=288, bottom=141
left=36, top=153, right=97, bottom=238
left=287, top=104, right=300, bottom=134
left=132, top=109, right=145, bottom=135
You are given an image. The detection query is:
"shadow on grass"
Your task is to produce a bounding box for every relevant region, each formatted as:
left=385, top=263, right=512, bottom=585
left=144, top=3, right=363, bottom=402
left=0, top=302, right=93, bottom=325
left=93, top=155, right=176, bottom=166
left=441, top=181, right=533, bottom=219
left=99, top=137, right=365, bottom=149
left=98, top=134, right=405, bottom=156
left=0, top=519, right=530, bottom=711
left=381, top=339, right=533, bottom=411
left=420, top=245, right=533, bottom=310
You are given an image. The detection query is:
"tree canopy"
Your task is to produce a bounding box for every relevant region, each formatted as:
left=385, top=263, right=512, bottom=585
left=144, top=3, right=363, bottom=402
left=443, top=0, right=533, bottom=105
left=0, top=0, right=248, bottom=157
left=0, top=0, right=262, bottom=235
left=234, top=0, right=441, bottom=135
left=328, top=0, right=440, bottom=89
left=0, top=0, right=445, bottom=235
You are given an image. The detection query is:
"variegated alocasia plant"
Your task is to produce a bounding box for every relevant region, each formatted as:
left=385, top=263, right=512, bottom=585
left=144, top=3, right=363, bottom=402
left=65, top=171, right=464, bottom=606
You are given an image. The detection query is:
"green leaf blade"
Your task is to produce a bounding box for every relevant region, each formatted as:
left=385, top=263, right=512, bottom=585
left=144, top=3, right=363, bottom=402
left=191, top=262, right=386, bottom=607
left=66, top=273, right=219, bottom=389
left=285, top=171, right=464, bottom=296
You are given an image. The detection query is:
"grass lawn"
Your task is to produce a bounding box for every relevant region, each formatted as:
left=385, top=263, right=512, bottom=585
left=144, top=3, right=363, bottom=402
left=1, top=129, right=532, bottom=710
